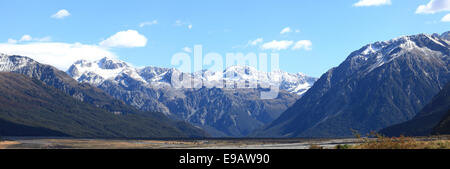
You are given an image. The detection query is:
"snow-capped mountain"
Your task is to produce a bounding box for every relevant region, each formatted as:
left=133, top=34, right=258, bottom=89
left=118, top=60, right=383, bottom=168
left=257, top=31, right=450, bottom=138
left=0, top=53, right=39, bottom=71
left=68, top=57, right=316, bottom=95
left=66, top=57, right=317, bottom=137
left=0, top=53, right=208, bottom=138
left=68, top=57, right=147, bottom=86
left=345, top=32, right=449, bottom=75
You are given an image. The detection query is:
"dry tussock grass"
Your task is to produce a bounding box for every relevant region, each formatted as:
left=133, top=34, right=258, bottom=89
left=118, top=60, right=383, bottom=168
left=338, top=131, right=450, bottom=149
left=0, top=141, right=20, bottom=149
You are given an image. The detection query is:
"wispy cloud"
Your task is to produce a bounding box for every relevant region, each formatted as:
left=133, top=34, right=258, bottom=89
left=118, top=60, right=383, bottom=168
left=416, top=0, right=450, bottom=14
left=51, top=9, right=70, bottom=19
left=0, top=42, right=116, bottom=70
left=280, top=27, right=292, bottom=34
left=139, top=20, right=158, bottom=27
left=248, top=38, right=264, bottom=46
left=261, top=40, right=294, bottom=50
left=35, top=36, right=52, bottom=42
left=99, top=30, right=147, bottom=48
left=7, top=39, right=17, bottom=44
left=182, top=46, right=192, bottom=53
left=175, top=20, right=193, bottom=30
left=20, top=35, right=32, bottom=42
left=239, top=38, right=312, bottom=51
left=353, top=0, right=391, bottom=7
left=442, top=13, right=450, bottom=22
left=292, top=40, right=312, bottom=51
left=280, top=27, right=300, bottom=34
left=7, top=34, right=51, bottom=44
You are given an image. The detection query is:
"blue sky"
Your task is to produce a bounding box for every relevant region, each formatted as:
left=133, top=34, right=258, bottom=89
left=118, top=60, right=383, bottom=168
left=0, top=0, right=449, bottom=77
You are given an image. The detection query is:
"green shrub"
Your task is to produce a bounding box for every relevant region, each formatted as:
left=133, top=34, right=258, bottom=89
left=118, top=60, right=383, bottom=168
left=336, top=144, right=350, bottom=149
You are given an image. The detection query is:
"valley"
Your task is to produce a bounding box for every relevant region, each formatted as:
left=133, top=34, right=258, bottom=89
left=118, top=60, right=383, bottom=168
left=2, top=2, right=450, bottom=169
left=1, top=136, right=449, bottom=149
left=0, top=137, right=367, bottom=149
left=0, top=31, right=449, bottom=142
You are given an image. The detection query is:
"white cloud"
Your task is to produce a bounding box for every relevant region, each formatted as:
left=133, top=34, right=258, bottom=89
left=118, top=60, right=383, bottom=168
left=0, top=42, right=116, bottom=70
left=295, top=29, right=301, bottom=33
left=416, top=0, right=450, bottom=14
left=175, top=20, right=193, bottom=29
left=261, top=40, right=294, bottom=50
left=280, top=27, right=292, bottom=34
left=7, top=35, right=52, bottom=44
left=442, top=13, right=450, bottom=22
left=20, top=35, right=32, bottom=42
left=51, top=9, right=70, bottom=19
left=175, top=20, right=183, bottom=26
left=353, top=0, right=391, bottom=7
left=139, top=20, right=158, bottom=27
left=99, top=30, right=147, bottom=48
left=7, top=39, right=17, bottom=44
left=292, top=40, right=312, bottom=51
left=182, top=46, right=192, bottom=53
left=248, top=38, right=264, bottom=46
left=34, top=36, right=52, bottom=42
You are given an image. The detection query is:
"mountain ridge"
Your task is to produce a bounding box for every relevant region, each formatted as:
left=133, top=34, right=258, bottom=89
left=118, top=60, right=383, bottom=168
left=67, top=57, right=317, bottom=95
left=254, top=31, right=450, bottom=138
left=66, top=57, right=317, bottom=137
left=0, top=54, right=207, bottom=138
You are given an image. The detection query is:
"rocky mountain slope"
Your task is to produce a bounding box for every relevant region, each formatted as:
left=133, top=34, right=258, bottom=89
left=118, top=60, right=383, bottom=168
left=255, top=32, right=450, bottom=138
left=67, top=58, right=317, bottom=136
left=380, top=82, right=450, bottom=136
left=0, top=54, right=207, bottom=138
left=432, top=110, right=450, bottom=135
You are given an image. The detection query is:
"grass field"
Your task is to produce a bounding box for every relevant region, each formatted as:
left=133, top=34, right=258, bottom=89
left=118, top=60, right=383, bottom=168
left=338, top=135, right=450, bottom=149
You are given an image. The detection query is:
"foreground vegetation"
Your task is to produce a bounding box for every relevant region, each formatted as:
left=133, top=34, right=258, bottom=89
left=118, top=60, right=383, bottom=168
left=1, top=134, right=449, bottom=149
left=349, top=137, right=449, bottom=149
left=328, top=132, right=450, bottom=149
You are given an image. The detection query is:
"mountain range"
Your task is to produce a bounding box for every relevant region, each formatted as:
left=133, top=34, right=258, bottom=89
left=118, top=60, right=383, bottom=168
left=0, top=54, right=207, bottom=138
left=67, top=58, right=317, bottom=136
left=1, top=31, right=448, bottom=139
left=254, top=32, right=450, bottom=138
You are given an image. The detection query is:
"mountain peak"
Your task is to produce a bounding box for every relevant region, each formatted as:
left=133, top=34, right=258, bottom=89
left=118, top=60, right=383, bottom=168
left=441, top=31, right=450, bottom=41
left=224, top=65, right=257, bottom=71
left=346, top=32, right=449, bottom=75
left=67, top=57, right=135, bottom=85
left=98, top=57, right=129, bottom=69
left=257, top=32, right=449, bottom=138
left=68, top=58, right=317, bottom=96
left=0, top=54, right=40, bottom=72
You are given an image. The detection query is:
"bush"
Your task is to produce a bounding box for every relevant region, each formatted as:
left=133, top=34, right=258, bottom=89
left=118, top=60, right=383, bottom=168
left=351, top=132, right=450, bottom=149
left=336, top=144, right=351, bottom=149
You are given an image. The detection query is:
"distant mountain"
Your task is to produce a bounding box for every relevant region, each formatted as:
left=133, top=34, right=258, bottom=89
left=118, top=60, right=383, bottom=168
left=0, top=53, right=137, bottom=114
left=68, top=57, right=316, bottom=95
left=380, top=82, right=450, bottom=136
left=67, top=57, right=317, bottom=137
left=0, top=54, right=207, bottom=138
left=255, top=31, right=450, bottom=138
